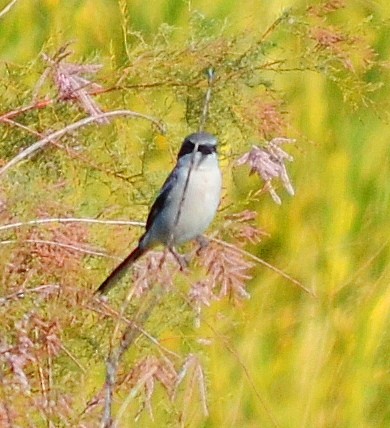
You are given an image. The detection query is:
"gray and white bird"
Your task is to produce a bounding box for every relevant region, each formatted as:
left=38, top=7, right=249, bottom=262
left=96, top=131, right=222, bottom=294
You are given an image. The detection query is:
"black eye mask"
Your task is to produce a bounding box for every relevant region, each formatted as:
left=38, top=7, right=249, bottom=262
left=177, top=140, right=217, bottom=158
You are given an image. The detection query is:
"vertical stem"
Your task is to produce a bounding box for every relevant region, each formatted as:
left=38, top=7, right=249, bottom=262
left=199, top=68, right=215, bottom=132
left=169, top=68, right=216, bottom=248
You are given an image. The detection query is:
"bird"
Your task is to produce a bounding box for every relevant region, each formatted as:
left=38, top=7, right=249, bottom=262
left=95, top=131, right=222, bottom=294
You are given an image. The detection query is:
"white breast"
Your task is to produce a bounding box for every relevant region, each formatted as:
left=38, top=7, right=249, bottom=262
left=174, top=157, right=221, bottom=244
left=147, top=153, right=222, bottom=247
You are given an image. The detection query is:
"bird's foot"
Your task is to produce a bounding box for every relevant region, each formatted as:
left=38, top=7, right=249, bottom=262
left=195, top=235, right=210, bottom=255
left=169, top=247, right=189, bottom=271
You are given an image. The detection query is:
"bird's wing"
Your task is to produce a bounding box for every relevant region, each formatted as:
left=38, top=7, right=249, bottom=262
left=145, top=167, right=179, bottom=231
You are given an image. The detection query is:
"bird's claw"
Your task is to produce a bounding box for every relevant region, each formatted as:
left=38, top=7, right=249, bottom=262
left=195, top=235, right=210, bottom=255
left=169, top=247, right=189, bottom=271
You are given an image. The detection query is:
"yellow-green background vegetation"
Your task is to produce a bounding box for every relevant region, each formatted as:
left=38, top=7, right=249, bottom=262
left=1, top=0, right=389, bottom=427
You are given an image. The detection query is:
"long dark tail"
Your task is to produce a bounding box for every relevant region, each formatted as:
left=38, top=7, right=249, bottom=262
left=95, top=246, right=146, bottom=295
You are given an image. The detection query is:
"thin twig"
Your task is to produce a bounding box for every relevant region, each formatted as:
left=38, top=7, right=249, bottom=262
left=0, top=99, right=53, bottom=121
left=1, top=117, right=41, bottom=136
left=0, top=238, right=114, bottom=259
left=0, top=79, right=203, bottom=117
left=101, top=290, right=162, bottom=428
left=50, top=138, right=138, bottom=181
left=211, top=238, right=315, bottom=296
left=36, top=355, right=49, bottom=426
left=0, top=217, right=145, bottom=233
left=47, top=342, right=54, bottom=428
left=0, top=110, right=165, bottom=178
left=81, top=300, right=180, bottom=421
left=199, top=68, right=215, bottom=132
left=0, top=0, right=18, bottom=19
left=86, top=301, right=180, bottom=360
left=0, top=284, right=60, bottom=305
left=206, top=322, right=280, bottom=428
left=2, top=116, right=139, bottom=179
left=259, top=14, right=285, bottom=43
left=233, top=15, right=285, bottom=69
left=168, top=70, right=215, bottom=247
left=114, top=367, right=157, bottom=424
left=0, top=383, right=13, bottom=428
left=168, top=139, right=199, bottom=249
left=58, top=343, right=86, bottom=373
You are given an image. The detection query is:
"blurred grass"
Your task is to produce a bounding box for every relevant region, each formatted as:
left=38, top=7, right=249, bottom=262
left=1, top=0, right=390, bottom=427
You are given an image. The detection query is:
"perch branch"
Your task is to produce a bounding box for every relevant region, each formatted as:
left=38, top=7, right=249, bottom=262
left=0, top=110, right=165, bottom=178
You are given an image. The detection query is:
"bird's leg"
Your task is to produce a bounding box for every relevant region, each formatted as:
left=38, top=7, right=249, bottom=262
left=194, top=235, right=210, bottom=257
left=169, top=247, right=189, bottom=270
left=167, top=237, right=209, bottom=270
left=196, top=235, right=209, bottom=250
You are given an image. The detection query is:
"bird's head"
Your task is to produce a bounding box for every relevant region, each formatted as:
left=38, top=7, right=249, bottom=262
left=177, top=132, right=218, bottom=159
